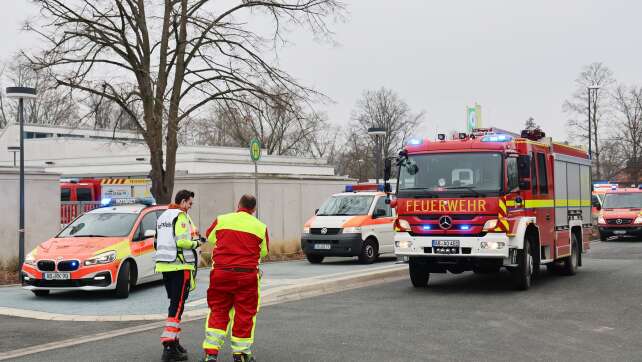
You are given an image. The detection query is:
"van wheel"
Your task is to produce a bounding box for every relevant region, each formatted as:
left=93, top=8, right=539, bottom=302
left=306, top=254, right=324, bottom=264
left=511, top=238, right=533, bottom=290
left=409, top=258, right=430, bottom=288
left=32, top=290, right=50, bottom=297
left=358, top=239, right=377, bottom=264
left=114, top=260, right=131, bottom=299
left=561, top=235, right=579, bottom=276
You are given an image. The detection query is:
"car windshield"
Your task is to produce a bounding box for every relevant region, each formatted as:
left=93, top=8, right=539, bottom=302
left=317, top=195, right=374, bottom=216
left=603, top=193, right=642, bottom=209
left=58, top=213, right=138, bottom=238
left=398, top=152, right=502, bottom=195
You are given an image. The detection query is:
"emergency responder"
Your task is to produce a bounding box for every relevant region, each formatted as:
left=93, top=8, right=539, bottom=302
left=155, top=189, right=203, bottom=362
left=200, top=194, right=269, bottom=362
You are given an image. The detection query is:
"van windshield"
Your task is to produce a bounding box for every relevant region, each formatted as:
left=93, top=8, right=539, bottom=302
left=317, top=195, right=374, bottom=216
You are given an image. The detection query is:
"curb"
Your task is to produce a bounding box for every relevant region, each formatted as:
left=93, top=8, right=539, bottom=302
left=0, top=264, right=408, bottom=322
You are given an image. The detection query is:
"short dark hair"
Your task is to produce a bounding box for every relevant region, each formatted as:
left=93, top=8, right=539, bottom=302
left=239, top=194, right=257, bottom=210
left=175, top=190, right=195, bottom=204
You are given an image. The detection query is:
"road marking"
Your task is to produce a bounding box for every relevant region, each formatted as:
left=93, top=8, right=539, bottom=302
left=0, top=265, right=407, bottom=360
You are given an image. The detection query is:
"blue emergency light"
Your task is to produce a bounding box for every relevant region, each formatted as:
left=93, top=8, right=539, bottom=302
left=481, top=134, right=512, bottom=142
left=460, top=225, right=471, bottom=230
left=345, top=185, right=354, bottom=192
left=407, top=138, right=423, bottom=145
left=422, top=225, right=432, bottom=230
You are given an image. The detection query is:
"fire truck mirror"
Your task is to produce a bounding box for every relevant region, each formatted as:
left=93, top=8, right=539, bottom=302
left=517, top=155, right=531, bottom=178
left=384, top=158, right=392, bottom=181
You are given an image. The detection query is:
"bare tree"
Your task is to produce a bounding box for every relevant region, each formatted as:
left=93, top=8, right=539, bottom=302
left=28, top=0, right=343, bottom=203
left=0, top=54, right=78, bottom=127
left=352, top=88, right=424, bottom=160
left=612, top=85, right=642, bottom=181
left=563, top=62, right=616, bottom=179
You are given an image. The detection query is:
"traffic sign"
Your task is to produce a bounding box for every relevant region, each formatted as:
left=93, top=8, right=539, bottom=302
left=250, top=138, right=261, bottom=161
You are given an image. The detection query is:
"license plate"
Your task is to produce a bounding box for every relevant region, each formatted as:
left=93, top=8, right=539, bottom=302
left=432, top=240, right=460, bottom=247
left=314, top=243, right=331, bottom=250
left=44, top=272, right=70, bottom=280
left=614, top=230, right=627, bottom=235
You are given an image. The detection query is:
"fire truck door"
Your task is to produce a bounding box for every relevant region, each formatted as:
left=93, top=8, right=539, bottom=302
left=533, top=152, right=555, bottom=252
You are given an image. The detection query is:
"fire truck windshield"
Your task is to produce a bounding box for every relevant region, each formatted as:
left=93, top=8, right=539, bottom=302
left=317, top=195, right=374, bottom=216
left=398, top=152, right=502, bottom=196
left=603, top=192, right=642, bottom=209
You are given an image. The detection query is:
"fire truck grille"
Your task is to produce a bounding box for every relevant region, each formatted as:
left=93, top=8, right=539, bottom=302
left=606, top=219, right=633, bottom=225
left=310, top=228, right=342, bottom=235
left=415, top=214, right=485, bottom=221
left=37, top=260, right=55, bottom=271
left=57, top=260, right=80, bottom=271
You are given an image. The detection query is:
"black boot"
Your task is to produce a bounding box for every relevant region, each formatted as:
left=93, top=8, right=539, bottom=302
left=176, top=339, right=187, bottom=354
left=162, top=341, right=188, bottom=362
left=233, top=353, right=256, bottom=362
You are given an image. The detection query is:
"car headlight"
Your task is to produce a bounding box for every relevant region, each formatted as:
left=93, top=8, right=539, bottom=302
left=635, top=216, right=642, bottom=224
left=84, top=251, right=116, bottom=266
left=24, top=251, right=36, bottom=267
left=482, top=219, right=498, bottom=232
left=598, top=216, right=606, bottom=224
left=303, top=226, right=310, bottom=234
left=343, top=227, right=362, bottom=233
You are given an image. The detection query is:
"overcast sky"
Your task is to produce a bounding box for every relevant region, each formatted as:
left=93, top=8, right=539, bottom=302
left=2, top=1, right=640, bottom=141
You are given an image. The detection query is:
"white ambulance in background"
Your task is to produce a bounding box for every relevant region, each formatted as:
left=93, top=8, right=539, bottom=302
left=301, top=184, right=396, bottom=264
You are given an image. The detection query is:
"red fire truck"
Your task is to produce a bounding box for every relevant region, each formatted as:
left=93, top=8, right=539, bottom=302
left=385, top=128, right=593, bottom=290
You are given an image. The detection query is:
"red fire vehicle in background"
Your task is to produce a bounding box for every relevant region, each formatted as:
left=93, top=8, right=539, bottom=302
left=60, top=178, right=152, bottom=225
left=386, top=127, right=593, bottom=290
left=596, top=187, right=642, bottom=241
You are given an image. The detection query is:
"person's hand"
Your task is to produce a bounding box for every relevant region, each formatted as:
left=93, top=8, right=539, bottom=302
left=199, top=236, right=207, bottom=244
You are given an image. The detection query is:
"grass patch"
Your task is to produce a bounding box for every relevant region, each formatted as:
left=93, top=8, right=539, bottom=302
left=0, top=257, right=20, bottom=285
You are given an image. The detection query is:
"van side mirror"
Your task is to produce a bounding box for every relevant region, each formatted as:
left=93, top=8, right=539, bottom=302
left=315, top=208, right=319, bottom=215
left=384, top=158, right=392, bottom=181
left=144, top=229, right=156, bottom=238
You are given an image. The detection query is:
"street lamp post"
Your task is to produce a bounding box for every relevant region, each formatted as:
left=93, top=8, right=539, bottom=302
left=587, top=84, right=600, bottom=181
left=6, top=87, right=37, bottom=268
left=367, top=127, right=386, bottom=184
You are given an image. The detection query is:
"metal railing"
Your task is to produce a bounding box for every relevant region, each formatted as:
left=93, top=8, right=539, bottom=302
left=61, top=201, right=102, bottom=226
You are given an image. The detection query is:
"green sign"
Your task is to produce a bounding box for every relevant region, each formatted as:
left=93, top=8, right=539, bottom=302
left=250, top=138, right=261, bottom=161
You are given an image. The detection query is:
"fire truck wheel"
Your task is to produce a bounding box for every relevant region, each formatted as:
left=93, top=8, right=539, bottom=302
left=306, top=254, right=324, bottom=264
left=358, top=238, right=378, bottom=264
left=511, top=238, right=533, bottom=290
left=32, top=290, right=50, bottom=297
left=114, top=260, right=131, bottom=299
left=409, top=258, right=430, bottom=288
left=561, top=235, right=579, bottom=276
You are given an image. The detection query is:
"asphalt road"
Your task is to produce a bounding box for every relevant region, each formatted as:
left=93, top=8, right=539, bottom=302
left=10, top=240, right=642, bottom=361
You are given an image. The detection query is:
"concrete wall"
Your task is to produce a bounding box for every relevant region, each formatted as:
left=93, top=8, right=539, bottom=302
left=0, top=167, right=60, bottom=265
left=174, top=173, right=350, bottom=244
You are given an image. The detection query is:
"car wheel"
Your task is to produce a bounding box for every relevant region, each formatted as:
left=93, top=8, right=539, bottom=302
left=561, top=234, right=579, bottom=276
left=511, top=237, right=533, bottom=290
left=32, top=290, right=50, bottom=297
left=358, top=239, right=377, bottom=264
left=306, top=254, right=324, bottom=264
left=409, top=258, right=430, bottom=288
left=114, top=260, right=131, bottom=299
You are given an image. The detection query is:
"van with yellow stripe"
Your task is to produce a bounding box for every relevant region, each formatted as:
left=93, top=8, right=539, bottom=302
left=389, top=127, right=592, bottom=290
left=301, top=184, right=395, bottom=264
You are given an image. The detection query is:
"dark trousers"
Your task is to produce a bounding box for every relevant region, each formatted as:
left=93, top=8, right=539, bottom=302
left=160, top=270, right=191, bottom=343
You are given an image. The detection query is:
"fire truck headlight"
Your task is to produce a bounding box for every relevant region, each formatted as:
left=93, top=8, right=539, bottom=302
left=598, top=216, right=606, bottom=224
left=343, top=227, right=362, bottom=234
left=395, top=240, right=413, bottom=249
left=84, top=251, right=116, bottom=266
left=396, top=219, right=412, bottom=232
left=482, top=219, right=498, bottom=232
left=635, top=216, right=642, bottom=224
left=303, top=226, right=310, bottom=234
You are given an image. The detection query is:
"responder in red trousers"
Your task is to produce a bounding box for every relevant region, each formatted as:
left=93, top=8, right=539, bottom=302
left=155, top=190, right=204, bottom=362
left=200, top=194, right=269, bottom=362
